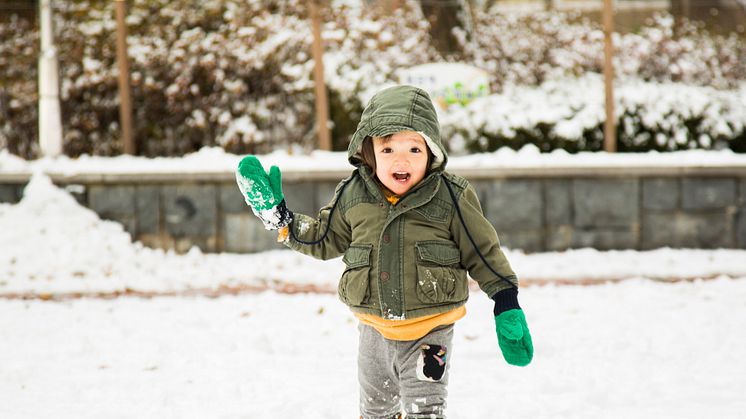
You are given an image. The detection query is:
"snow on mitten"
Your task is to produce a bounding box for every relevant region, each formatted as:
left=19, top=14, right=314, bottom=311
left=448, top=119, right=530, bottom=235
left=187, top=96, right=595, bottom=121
left=493, top=288, right=533, bottom=366
left=235, top=155, right=293, bottom=230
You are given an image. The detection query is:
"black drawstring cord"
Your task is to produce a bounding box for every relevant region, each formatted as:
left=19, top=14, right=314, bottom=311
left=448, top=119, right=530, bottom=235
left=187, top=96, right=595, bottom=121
left=442, top=175, right=518, bottom=290
left=288, top=175, right=354, bottom=246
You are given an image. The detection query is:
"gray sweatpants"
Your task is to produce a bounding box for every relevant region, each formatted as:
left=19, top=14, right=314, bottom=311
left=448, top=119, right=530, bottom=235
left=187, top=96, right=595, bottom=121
left=358, top=323, right=454, bottom=419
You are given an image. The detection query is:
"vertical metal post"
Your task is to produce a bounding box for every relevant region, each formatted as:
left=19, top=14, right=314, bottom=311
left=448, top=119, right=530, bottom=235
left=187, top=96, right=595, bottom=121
left=603, top=0, right=617, bottom=152
left=115, top=0, right=135, bottom=155
left=38, top=0, right=63, bottom=157
left=310, top=0, right=332, bottom=151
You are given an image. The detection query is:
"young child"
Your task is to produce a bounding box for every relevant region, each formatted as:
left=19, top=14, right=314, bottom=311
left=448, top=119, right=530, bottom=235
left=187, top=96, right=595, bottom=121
left=236, top=85, right=533, bottom=419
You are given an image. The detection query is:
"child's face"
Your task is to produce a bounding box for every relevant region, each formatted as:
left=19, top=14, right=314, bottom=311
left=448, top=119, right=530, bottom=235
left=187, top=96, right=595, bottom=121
left=373, top=131, right=429, bottom=196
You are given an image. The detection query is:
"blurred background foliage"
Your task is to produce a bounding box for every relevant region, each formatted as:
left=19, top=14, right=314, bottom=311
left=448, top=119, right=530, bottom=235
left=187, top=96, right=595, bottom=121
left=0, top=0, right=744, bottom=158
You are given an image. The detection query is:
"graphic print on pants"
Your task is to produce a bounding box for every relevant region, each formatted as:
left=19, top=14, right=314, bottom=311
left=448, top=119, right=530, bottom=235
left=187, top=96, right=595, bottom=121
left=416, top=344, right=447, bottom=382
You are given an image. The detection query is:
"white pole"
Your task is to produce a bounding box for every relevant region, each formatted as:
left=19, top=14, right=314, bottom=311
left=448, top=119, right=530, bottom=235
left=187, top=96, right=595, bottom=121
left=38, top=0, right=63, bottom=157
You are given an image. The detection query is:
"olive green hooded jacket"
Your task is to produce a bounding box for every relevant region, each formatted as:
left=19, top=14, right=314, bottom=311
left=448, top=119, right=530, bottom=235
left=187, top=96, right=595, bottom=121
left=284, top=85, right=517, bottom=320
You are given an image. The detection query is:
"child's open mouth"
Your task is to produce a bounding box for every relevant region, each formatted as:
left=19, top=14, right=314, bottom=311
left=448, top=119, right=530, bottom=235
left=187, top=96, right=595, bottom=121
left=392, top=171, right=411, bottom=182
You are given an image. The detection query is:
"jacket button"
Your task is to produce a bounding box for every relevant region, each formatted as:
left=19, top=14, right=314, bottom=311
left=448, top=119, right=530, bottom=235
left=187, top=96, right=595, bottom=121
left=382, top=234, right=390, bottom=243
left=380, top=271, right=390, bottom=281
left=379, top=202, right=385, bottom=208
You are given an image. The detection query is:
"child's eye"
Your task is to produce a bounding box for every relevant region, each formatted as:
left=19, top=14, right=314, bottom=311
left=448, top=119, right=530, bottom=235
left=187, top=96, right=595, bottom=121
left=380, top=148, right=392, bottom=153
left=410, top=147, right=421, bottom=153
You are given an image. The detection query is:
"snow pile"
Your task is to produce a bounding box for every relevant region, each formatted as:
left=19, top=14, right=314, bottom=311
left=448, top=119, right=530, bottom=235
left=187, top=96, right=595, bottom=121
left=1, top=174, right=745, bottom=297
left=0, top=174, right=337, bottom=295
left=0, top=174, right=154, bottom=293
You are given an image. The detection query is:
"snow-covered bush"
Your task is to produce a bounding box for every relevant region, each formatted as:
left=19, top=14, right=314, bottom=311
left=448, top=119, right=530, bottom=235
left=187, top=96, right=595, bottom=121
left=441, top=74, right=746, bottom=153
left=455, top=10, right=746, bottom=91
left=455, top=11, right=604, bottom=89
left=57, top=0, right=318, bottom=156
left=318, top=1, right=442, bottom=150
left=0, top=15, right=39, bottom=158
left=0, top=0, right=439, bottom=158
left=617, top=15, right=746, bottom=89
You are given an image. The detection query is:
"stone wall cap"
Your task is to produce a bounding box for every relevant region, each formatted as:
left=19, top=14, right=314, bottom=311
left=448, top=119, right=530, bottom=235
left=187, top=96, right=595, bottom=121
left=3, top=147, right=746, bottom=183
left=2, top=165, right=746, bottom=184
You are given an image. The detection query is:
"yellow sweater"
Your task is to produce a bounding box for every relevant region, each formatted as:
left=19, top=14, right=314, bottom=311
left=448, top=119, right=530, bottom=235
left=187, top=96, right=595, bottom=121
left=280, top=182, right=466, bottom=341
left=355, top=306, right=466, bottom=341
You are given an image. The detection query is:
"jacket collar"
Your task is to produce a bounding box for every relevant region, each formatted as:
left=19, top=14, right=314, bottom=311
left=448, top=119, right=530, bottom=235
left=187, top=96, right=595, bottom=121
left=358, top=166, right=441, bottom=211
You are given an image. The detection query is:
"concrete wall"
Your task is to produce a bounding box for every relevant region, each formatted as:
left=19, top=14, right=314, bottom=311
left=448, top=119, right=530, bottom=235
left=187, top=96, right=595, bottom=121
left=1, top=167, right=745, bottom=253
left=472, top=176, right=745, bottom=251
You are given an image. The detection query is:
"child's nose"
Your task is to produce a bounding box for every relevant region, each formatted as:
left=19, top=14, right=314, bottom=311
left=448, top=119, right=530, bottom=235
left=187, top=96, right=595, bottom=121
left=393, top=151, right=409, bottom=162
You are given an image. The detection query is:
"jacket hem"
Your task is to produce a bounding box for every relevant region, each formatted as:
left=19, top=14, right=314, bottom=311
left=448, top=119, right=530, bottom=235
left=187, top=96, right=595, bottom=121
left=348, top=301, right=467, bottom=320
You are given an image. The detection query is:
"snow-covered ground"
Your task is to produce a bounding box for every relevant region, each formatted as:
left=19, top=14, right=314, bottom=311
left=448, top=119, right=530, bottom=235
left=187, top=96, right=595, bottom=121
left=1, top=151, right=746, bottom=418
left=2, top=280, right=745, bottom=418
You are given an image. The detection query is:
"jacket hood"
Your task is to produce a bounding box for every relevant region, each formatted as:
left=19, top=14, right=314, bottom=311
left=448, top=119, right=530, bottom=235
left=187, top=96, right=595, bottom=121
left=347, top=85, right=447, bottom=171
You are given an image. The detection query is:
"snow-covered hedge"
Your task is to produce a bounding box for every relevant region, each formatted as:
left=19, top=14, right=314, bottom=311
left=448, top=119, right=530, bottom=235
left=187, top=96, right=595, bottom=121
left=0, top=0, right=744, bottom=158
left=0, top=16, right=39, bottom=158
left=57, top=0, right=317, bottom=157
left=457, top=11, right=746, bottom=91
left=441, top=74, right=746, bottom=153
left=1, top=0, right=439, bottom=158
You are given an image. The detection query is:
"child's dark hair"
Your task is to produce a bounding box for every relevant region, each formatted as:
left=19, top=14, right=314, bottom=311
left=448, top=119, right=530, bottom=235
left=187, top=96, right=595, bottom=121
left=359, top=135, right=434, bottom=172
left=359, top=136, right=380, bottom=172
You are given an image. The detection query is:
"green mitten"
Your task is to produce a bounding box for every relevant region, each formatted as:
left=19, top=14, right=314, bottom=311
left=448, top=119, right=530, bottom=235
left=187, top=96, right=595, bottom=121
left=495, top=309, right=533, bottom=367
left=235, top=155, right=293, bottom=230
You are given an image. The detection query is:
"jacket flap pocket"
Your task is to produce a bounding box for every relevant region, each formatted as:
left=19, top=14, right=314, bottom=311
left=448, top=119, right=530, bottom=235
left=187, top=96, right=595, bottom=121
left=343, top=244, right=373, bottom=269
left=416, top=241, right=461, bottom=265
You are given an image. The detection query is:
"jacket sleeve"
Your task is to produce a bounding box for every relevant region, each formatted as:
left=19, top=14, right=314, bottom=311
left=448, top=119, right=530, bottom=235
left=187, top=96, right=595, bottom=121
left=283, top=179, right=352, bottom=260
left=449, top=182, right=518, bottom=298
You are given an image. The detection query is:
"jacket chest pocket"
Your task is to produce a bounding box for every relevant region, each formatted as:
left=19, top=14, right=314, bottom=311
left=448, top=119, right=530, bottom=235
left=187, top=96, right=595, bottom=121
left=412, top=200, right=450, bottom=223
left=339, top=244, right=373, bottom=306
left=415, top=241, right=468, bottom=304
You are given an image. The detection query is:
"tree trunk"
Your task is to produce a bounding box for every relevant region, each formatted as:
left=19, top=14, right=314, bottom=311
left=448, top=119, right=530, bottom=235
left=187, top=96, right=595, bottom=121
left=419, top=0, right=466, bottom=57
left=670, top=0, right=691, bottom=18
left=482, top=0, right=498, bottom=12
